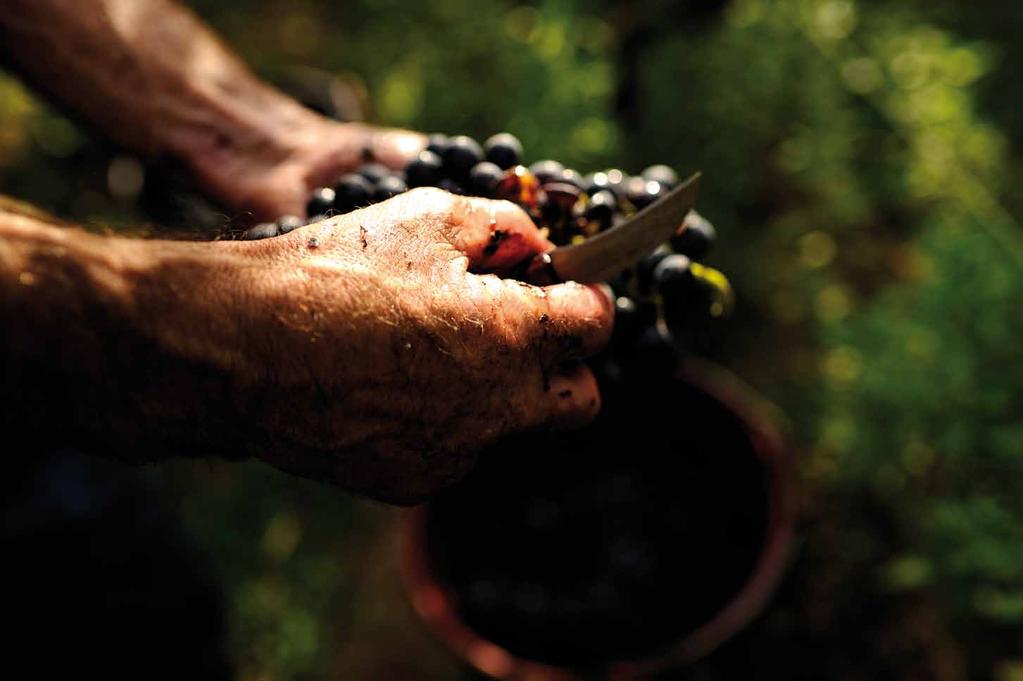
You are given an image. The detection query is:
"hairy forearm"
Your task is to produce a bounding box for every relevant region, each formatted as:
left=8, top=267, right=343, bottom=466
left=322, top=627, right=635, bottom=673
left=0, top=203, right=253, bottom=461
left=0, top=202, right=406, bottom=471
left=0, top=0, right=425, bottom=220
left=0, top=0, right=319, bottom=161
left=0, top=0, right=331, bottom=207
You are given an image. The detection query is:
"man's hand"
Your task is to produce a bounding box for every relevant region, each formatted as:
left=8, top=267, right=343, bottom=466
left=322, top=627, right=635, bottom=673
left=0, top=0, right=424, bottom=222
left=211, top=189, right=612, bottom=501
left=202, top=120, right=424, bottom=222
left=0, top=190, right=613, bottom=504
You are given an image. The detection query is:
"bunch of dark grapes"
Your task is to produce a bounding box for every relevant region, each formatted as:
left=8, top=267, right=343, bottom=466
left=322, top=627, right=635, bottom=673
left=240, top=132, right=732, bottom=368
left=604, top=208, right=730, bottom=378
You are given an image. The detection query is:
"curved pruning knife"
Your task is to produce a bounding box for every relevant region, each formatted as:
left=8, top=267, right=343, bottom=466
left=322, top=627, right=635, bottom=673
left=524, top=172, right=702, bottom=285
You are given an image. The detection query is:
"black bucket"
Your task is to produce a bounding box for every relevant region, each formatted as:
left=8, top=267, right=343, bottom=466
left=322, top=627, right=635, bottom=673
left=403, top=359, right=795, bottom=680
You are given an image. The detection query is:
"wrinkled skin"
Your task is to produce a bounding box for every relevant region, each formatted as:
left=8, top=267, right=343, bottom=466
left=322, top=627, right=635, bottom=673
left=208, top=189, right=614, bottom=503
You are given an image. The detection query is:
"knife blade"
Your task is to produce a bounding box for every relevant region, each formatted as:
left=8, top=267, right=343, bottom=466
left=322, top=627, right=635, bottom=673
left=524, top=171, right=702, bottom=285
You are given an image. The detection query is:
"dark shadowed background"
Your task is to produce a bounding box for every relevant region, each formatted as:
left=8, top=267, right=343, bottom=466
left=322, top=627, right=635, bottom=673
left=1, top=0, right=1021, bottom=679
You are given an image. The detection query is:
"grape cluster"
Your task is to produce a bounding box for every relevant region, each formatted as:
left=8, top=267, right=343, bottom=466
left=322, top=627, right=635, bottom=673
left=240, top=132, right=732, bottom=367
left=602, top=209, right=730, bottom=379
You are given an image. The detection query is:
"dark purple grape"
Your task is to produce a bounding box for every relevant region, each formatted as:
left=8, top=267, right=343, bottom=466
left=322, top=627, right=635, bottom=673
left=426, top=133, right=450, bottom=156
left=611, top=296, right=641, bottom=344
left=542, top=181, right=582, bottom=205
left=242, top=222, right=278, bottom=240
left=305, top=186, right=336, bottom=218
left=625, top=324, right=678, bottom=375
left=609, top=537, right=655, bottom=579
left=641, top=164, right=679, bottom=189
left=661, top=266, right=728, bottom=333
left=442, top=135, right=484, bottom=180
left=529, top=159, right=565, bottom=184
left=670, top=211, right=717, bottom=261
left=653, top=254, right=695, bottom=299
left=601, top=168, right=628, bottom=196
left=636, top=244, right=672, bottom=294
left=541, top=182, right=582, bottom=240
left=608, top=269, right=633, bottom=297
left=468, top=161, right=504, bottom=196
left=635, top=299, right=659, bottom=327
left=624, top=176, right=646, bottom=200
left=357, top=163, right=390, bottom=185
left=438, top=178, right=466, bottom=195
left=582, top=172, right=612, bottom=196
left=374, top=175, right=408, bottom=202
left=277, top=215, right=303, bottom=234
left=405, top=150, right=444, bottom=188
left=333, top=173, right=373, bottom=212
left=583, top=189, right=617, bottom=232
left=626, top=177, right=666, bottom=210
left=559, top=168, right=583, bottom=189
left=592, top=188, right=618, bottom=211
left=483, top=132, right=523, bottom=170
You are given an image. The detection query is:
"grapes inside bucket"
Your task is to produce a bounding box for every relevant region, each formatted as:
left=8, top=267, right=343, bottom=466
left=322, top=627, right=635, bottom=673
left=402, top=362, right=794, bottom=680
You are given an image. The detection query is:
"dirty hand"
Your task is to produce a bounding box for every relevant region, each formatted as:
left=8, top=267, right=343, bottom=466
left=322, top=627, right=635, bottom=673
left=130, top=188, right=613, bottom=503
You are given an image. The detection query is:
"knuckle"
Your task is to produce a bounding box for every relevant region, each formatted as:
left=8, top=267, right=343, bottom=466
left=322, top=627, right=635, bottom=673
left=403, top=186, right=455, bottom=213
left=456, top=282, right=521, bottom=355
left=467, top=196, right=536, bottom=232
left=499, top=290, right=548, bottom=348
left=491, top=308, right=531, bottom=353
left=557, top=284, right=615, bottom=343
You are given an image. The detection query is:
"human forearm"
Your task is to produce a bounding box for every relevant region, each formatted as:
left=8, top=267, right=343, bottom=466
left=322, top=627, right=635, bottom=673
left=0, top=0, right=306, bottom=194
left=0, top=0, right=422, bottom=219
left=0, top=205, right=252, bottom=461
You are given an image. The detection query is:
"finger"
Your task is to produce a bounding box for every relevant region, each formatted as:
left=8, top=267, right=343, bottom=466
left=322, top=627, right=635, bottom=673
left=305, top=125, right=425, bottom=192
left=541, top=282, right=615, bottom=358
left=444, top=195, right=553, bottom=274
left=369, top=127, right=427, bottom=169
left=523, top=362, right=603, bottom=431
left=495, top=279, right=614, bottom=361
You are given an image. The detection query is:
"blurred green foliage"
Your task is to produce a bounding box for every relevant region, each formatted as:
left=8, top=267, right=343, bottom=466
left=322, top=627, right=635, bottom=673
left=1, top=0, right=1021, bottom=678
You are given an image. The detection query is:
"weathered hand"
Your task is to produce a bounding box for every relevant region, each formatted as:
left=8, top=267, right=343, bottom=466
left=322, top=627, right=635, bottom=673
left=198, top=120, right=425, bottom=222
left=140, top=188, right=613, bottom=503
